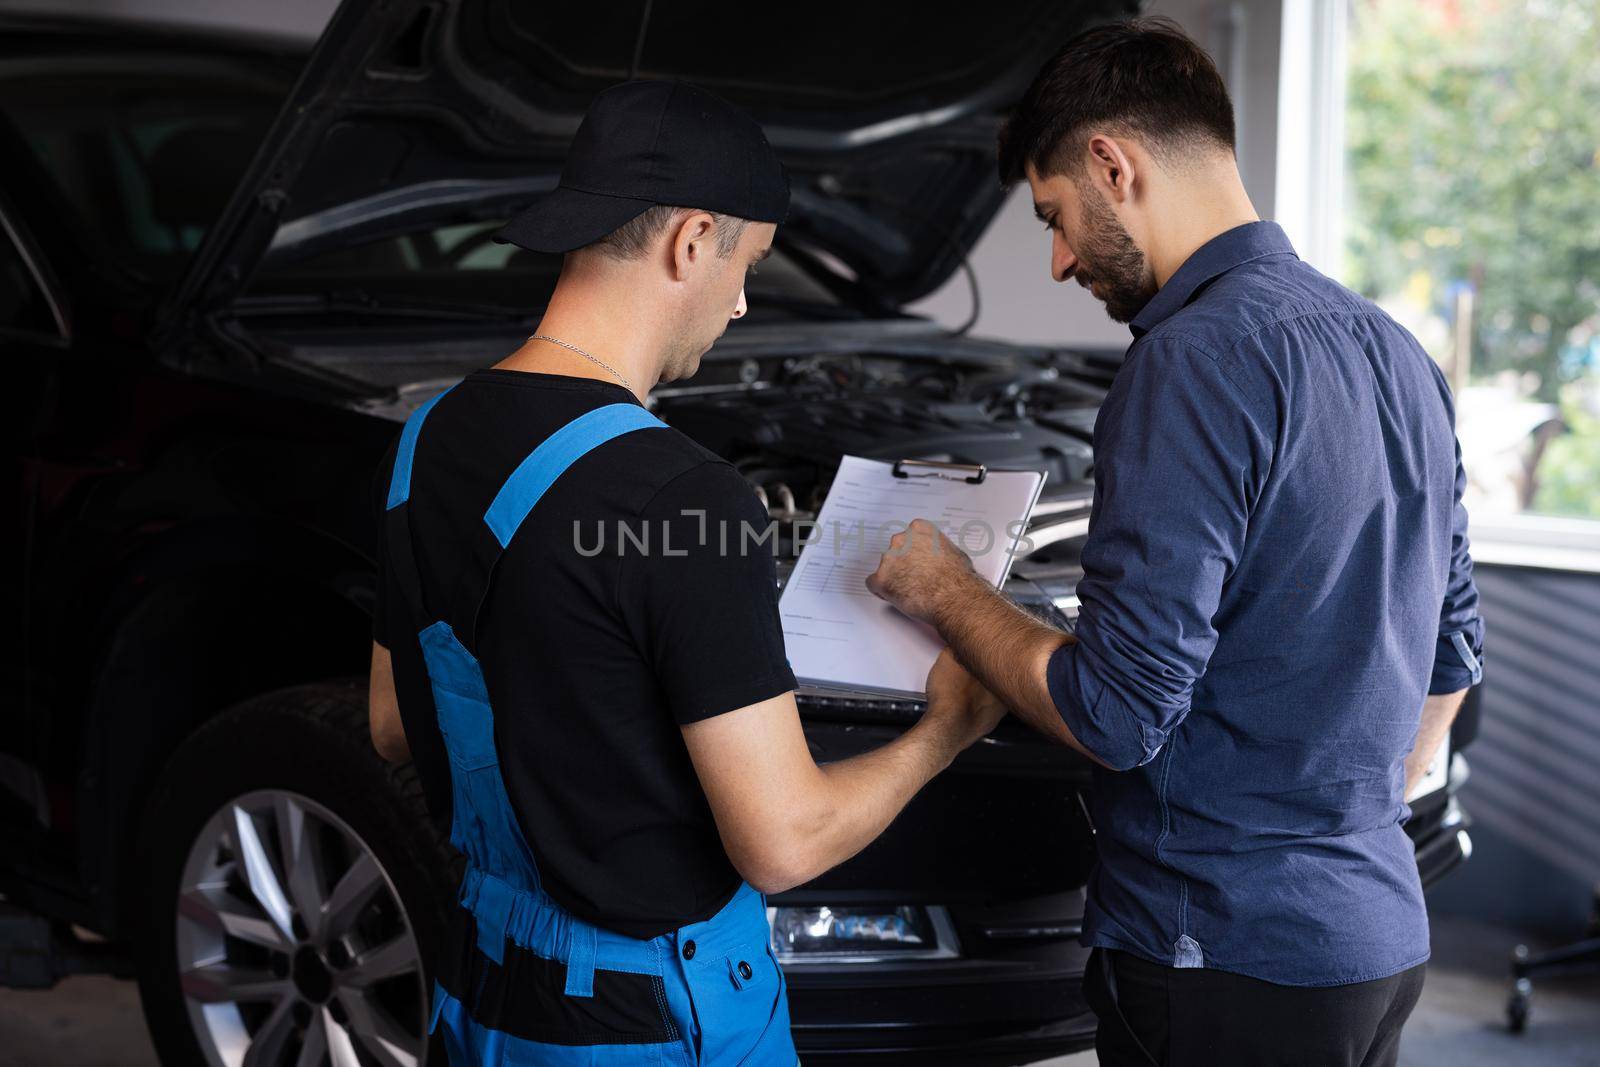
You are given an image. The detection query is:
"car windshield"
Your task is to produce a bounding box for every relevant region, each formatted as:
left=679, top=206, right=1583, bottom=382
left=246, top=218, right=843, bottom=317
left=2, top=75, right=281, bottom=284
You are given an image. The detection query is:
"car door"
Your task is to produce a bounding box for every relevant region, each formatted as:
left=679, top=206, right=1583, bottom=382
left=0, top=58, right=284, bottom=895
left=0, top=187, right=75, bottom=878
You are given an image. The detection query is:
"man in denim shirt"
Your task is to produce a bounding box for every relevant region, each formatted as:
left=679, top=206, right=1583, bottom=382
left=868, top=17, right=1483, bottom=1067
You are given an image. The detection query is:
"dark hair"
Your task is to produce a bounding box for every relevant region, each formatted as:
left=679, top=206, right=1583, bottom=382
left=587, top=205, right=747, bottom=260
left=997, top=16, right=1236, bottom=186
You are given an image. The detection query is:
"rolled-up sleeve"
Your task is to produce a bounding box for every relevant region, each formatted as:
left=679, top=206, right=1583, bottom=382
left=1430, top=436, right=1484, bottom=693
left=1048, top=340, right=1271, bottom=770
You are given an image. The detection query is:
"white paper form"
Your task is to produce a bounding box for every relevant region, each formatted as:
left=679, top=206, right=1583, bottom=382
left=778, top=455, right=1046, bottom=698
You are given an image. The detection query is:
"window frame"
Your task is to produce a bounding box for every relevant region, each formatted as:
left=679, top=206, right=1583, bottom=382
left=1274, top=0, right=1348, bottom=278
left=1324, top=0, right=1600, bottom=559
left=0, top=193, right=70, bottom=347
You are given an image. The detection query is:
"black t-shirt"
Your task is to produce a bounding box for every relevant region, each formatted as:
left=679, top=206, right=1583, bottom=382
left=372, top=369, right=795, bottom=938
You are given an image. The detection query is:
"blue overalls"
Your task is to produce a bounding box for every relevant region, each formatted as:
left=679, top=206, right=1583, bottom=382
left=384, top=392, right=797, bottom=1066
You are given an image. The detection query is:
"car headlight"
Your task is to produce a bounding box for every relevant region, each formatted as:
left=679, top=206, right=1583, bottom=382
left=766, top=905, right=960, bottom=964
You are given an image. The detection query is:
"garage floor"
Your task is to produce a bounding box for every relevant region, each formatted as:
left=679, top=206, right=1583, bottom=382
left=0, top=915, right=1594, bottom=1067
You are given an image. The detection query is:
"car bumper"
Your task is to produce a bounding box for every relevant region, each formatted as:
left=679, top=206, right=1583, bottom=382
left=786, top=955, right=1095, bottom=1064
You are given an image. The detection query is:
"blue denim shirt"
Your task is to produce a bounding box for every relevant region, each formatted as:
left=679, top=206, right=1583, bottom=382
left=1048, top=222, right=1484, bottom=987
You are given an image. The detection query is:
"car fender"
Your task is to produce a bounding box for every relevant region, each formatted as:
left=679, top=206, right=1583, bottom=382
left=76, top=515, right=378, bottom=935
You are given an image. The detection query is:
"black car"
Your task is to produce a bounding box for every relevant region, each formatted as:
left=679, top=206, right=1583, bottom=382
left=2, top=3, right=1475, bottom=1065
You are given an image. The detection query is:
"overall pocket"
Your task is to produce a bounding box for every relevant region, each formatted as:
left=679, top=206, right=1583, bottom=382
left=680, top=938, right=793, bottom=1067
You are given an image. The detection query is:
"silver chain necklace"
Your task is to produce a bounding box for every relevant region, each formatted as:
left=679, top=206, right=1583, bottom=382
left=526, top=334, right=632, bottom=391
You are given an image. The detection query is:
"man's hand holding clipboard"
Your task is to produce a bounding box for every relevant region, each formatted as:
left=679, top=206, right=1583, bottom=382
left=865, top=518, right=984, bottom=625
left=775, top=455, right=1045, bottom=698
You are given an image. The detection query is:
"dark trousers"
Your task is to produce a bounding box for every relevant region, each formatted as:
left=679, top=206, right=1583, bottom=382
left=1083, top=947, right=1426, bottom=1067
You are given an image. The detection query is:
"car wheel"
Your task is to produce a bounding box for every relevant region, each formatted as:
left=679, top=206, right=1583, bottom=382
left=134, top=681, right=458, bottom=1067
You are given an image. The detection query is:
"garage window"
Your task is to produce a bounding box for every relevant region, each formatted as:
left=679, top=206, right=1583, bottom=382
left=1342, top=0, right=1600, bottom=534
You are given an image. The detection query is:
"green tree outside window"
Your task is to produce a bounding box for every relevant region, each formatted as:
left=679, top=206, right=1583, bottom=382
left=1345, top=0, right=1600, bottom=518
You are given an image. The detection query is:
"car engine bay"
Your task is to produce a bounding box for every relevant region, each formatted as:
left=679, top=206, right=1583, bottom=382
left=290, top=321, right=1117, bottom=618
left=648, top=343, right=1114, bottom=604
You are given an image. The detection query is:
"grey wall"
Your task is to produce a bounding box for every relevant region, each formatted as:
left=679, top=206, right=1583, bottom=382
left=910, top=0, right=1286, bottom=345
left=1429, top=564, right=1600, bottom=934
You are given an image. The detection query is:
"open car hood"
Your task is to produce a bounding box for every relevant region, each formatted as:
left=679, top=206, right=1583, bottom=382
left=166, top=0, right=1136, bottom=327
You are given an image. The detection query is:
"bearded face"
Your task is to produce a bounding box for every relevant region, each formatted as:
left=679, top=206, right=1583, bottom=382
left=1071, top=180, right=1159, bottom=324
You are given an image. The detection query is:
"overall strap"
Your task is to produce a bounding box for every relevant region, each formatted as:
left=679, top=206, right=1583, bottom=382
left=385, top=392, right=666, bottom=998
left=484, top=403, right=665, bottom=546
left=467, top=402, right=665, bottom=648
left=383, top=386, right=454, bottom=632
left=460, top=400, right=664, bottom=989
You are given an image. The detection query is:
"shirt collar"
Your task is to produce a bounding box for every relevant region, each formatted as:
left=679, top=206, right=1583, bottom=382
left=1129, top=221, right=1298, bottom=339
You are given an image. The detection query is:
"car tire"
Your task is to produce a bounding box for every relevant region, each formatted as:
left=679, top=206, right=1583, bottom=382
left=133, top=680, right=458, bottom=1067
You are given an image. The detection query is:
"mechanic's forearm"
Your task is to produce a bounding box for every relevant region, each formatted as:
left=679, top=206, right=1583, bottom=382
left=780, top=718, right=963, bottom=889
left=1406, top=688, right=1466, bottom=796
left=930, top=572, right=1106, bottom=765
left=368, top=643, right=411, bottom=763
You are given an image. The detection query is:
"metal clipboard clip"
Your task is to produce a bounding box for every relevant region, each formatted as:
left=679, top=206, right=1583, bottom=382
left=892, top=459, right=987, bottom=484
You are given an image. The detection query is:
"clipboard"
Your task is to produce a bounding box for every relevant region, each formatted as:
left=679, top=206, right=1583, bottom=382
left=777, top=455, right=1047, bottom=698
left=893, top=458, right=988, bottom=484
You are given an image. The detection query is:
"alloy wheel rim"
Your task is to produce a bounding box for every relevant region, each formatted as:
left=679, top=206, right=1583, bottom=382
left=176, top=789, right=426, bottom=1067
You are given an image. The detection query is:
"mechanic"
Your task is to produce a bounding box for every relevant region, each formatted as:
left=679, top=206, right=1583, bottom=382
left=366, top=80, right=1006, bottom=1067
left=866, top=19, right=1484, bottom=1067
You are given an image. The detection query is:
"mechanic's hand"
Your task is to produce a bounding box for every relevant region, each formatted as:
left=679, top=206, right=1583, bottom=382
left=865, top=518, right=978, bottom=626
left=922, top=648, right=1008, bottom=753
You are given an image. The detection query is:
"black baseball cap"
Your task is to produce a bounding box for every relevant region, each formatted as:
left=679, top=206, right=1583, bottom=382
left=494, top=80, right=789, bottom=255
